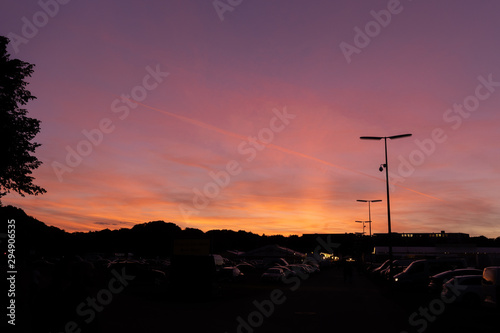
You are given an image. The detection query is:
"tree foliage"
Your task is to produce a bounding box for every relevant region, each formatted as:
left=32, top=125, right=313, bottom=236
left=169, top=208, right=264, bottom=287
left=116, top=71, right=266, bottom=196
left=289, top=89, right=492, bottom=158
left=0, top=36, right=46, bottom=199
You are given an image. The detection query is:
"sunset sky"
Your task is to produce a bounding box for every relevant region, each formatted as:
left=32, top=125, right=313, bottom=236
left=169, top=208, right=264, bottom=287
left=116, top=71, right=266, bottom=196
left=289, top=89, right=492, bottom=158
left=1, top=0, right=499, bottom=237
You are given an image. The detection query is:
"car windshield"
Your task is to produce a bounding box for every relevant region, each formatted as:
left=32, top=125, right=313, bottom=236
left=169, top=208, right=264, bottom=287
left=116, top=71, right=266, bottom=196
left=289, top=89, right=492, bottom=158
left=378, top=260, right=390, bottom=269
left=458, top=276, right=482, bottom=285
left=406, top=261, right=425, bottom=273
left=434, top=268, right=481, bottom=279
left=434, top=270, right=453, bottom=278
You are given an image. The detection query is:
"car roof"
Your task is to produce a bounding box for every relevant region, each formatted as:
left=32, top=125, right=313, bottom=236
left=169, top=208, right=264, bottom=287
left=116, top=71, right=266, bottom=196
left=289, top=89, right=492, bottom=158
left=433, top=268, right=482, bottom=278
left=450, top=274, right=483, bottom=281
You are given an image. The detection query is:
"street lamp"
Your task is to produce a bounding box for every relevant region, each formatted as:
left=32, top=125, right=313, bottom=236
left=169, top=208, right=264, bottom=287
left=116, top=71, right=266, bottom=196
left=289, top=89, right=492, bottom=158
left=355, top=220, right=370, bottom=235
left=360, top=133, right=412, bottom=279
left=357, top=199, right=382, bottom=237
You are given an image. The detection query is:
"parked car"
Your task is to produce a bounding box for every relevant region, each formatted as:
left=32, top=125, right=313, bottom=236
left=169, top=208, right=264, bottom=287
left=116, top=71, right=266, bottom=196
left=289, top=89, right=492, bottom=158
left=428, top=268, right=483, bottom=293
left=236, top=262, right=256, bottom=274
left=482, top=266, right=500, bottom=307
left=303, top=264, right=320, bottom=274
left=210, top=254, right=225, bottom=270
left=263, top=258, right=289, bottom=268
left=303, top=258, right=321, bottom=271
left=275, top=265, right=297, bottom=277
left=369, top=260, right=391, bottom=279
left=393, top=258, right=467, bottom=289
left=287, top=264, right=311, bottom=277
left=107, top=260, right=166, bottom=287
left=218, top=266, right=244, bottom=282
left=442, top=275, right=484, bottom=306
left=379, top=259, right=415, bottom=281
left=261, top=267, right=285, bottom=282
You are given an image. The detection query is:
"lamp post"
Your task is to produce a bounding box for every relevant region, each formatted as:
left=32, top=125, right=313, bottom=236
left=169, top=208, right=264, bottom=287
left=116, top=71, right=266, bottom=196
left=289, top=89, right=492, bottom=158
left=360, top=133, right=412, bottom=279
left=357, top=199, right=382, bottom=237
left=355, top=220, right=370, bottom=235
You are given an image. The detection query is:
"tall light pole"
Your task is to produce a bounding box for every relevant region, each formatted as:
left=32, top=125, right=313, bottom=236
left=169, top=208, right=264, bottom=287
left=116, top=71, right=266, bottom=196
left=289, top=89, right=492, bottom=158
left=357, top=199, right=382, bottom=237
left=360, top=134, right=412, bottom=279
left=355, top=220, right=370, bottom=235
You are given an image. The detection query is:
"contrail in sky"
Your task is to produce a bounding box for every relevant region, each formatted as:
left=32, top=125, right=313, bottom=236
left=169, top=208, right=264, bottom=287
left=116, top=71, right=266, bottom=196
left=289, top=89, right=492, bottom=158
left=123, top=98, right=443, bottom=202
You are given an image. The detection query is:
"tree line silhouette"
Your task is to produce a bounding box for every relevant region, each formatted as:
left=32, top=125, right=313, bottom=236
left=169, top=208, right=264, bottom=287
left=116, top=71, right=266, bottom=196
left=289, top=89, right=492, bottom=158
left=2, top=205, right=499, bottom=261
left=0, top=205, right=311, bottom=258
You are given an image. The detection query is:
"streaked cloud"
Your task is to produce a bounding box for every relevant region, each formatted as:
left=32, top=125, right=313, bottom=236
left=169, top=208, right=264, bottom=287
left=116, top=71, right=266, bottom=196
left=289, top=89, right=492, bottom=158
left=2, top=0, right=499, bottom=238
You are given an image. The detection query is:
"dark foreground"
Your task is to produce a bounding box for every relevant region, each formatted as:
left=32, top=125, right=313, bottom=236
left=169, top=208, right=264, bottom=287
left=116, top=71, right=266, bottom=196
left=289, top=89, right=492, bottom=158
left=90, top=267, right=498, bottom=333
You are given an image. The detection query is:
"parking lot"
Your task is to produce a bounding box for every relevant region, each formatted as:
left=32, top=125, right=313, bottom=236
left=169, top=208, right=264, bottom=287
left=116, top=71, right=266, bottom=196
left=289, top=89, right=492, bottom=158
left=92, top=265, right=497, bottom=333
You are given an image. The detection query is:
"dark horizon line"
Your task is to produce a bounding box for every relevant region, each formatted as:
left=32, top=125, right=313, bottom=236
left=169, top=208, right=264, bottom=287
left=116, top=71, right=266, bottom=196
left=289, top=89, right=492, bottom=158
left=4, top=204, right=499, bottom=240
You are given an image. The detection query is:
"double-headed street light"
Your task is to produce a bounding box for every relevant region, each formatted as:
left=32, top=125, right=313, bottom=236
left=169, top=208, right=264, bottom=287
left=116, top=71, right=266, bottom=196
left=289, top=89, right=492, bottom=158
left=360, top=133, right=412, bottom=278
left=355, top=220, right=370, bottom=236
left=357, top=199, right=382, bottom=237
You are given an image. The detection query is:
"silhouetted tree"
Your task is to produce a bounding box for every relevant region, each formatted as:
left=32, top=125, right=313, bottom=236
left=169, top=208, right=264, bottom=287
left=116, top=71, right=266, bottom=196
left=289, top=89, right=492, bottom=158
left=0, top=36, right=45, bottom=200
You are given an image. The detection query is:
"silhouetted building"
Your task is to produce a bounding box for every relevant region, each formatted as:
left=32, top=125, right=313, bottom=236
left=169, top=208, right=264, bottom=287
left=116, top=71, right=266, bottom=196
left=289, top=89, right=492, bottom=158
left=373, top=231, right=470, bottom=246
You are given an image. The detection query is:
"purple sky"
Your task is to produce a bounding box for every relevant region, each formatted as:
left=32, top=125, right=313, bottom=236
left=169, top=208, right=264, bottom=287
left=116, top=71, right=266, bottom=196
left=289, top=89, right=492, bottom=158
left=1, top=0, right=500, bottom=237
